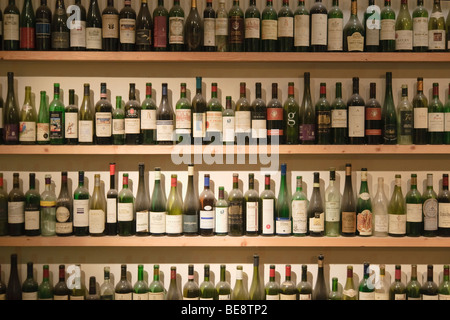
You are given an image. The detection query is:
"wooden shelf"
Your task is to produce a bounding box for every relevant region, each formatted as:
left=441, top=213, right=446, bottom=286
left=1, top=51, right=450, bottom=63
left=0, top=235, right=448, bottom=247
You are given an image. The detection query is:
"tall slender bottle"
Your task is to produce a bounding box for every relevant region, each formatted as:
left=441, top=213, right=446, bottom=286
left=413, top=0, right=428, bottom=52
left=106, top=163, right=118, bottom=235
left=365, top=83, right=382, bottom=144
left=40, top=174, right=56, bottom=237
left=300, top=72, right=315, bottom=144
left=184, top=0, right=203, bottom=51
left=153, top=0, right=169, bottom=51
left=89, top=174, right=106, bottom=236
left=150, top=167, right=167, bottom=236
left=73, top=171, right=89, bottom=236
left=182, top=165, right=198, bottom=235
left=64, top=89, right=78, bottom=145
left=244, top=0, right=260, bottom=52
left=325, top=169, right=340, bottom=237
left=310, top=0, right=327, bottom=52
left=292, top=176, right=308, bottom=236
left=119, top=0, right=136, bottom=51
left=315, top=83, right=331, bottom=144
left=438, top=174, right=450, bottom=237
left=445, top=84, right=450, bottom=145
left=199, top=174, right=215, bottom=236
left=49, top=83, right=65, bottom=145
left=395, top=0, right=412, bottom=52
left=397, top=85, right=413, bottom=145
left=388, top=174, right=406, bottom=237
left=24, top=173, right=40, bottom=236
left=249, top=254, right=264, bottom=300
left=51, top=0, right=69, bottom=50
left=343, top=0, right=364, bottom=52
left=331, top=82, right=347, bottom=144
left=35, top=0, right=51, bottom=50
left=383, top=72, right=397, bottom=144
left=294, top=0, right=309, bottom=52
left=4, top=72, right=19, bottom=145
left=313, top=254, right=327, bottom=300
left=373, top=177, right=388, bottom=237
left=347, top=77, right=365, bottom=144
left=8, top=173, right=25, bottom=236
left=215, top=0, right=228, bottom=52
left=166, top=174, right=183, bottom=236
left=228, top=173, right=244, bottom=236
left=308, top=172, right=324, bottom=237
left=124, top=83, right=141, bottom=145
left=19, top=86, right=36, bottom=145
left=406, top=173, right=422, bottom=237
left=55, top=171, right=73, bottom=237
left=118, top=173, right=135, bottom=236
left=341, top=164, right=356, bottom=237
left=428, top=0, right=445, bottom=51
left=422, top=173, right=438, bottom=237
left=102, top=0, right=119, bottom=51
left=356, top=168, right=372, bottom=237
left=36, top=91, right=50, bottom=145
left=136, top=0, right=152, bottom=51
left=0, top=174, right=8, bottom=236
left=95, top=83, right=113, bottom=145
left=135, top=163, right=150, bottom=236
left=428, top=83, right=444, bottom=144
left=327, top=0, right=343, bottom=52
left=228, top=0, right=244, bottom=52
left=276, top=164, right=291, bottom=235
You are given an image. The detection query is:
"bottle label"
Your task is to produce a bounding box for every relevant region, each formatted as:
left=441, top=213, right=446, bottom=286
left=423, top=198, right=438, bottom=231
left=348, top=106, right=365, bottom=137
left=125, top=117, right=140, bottom=134
left=343, top=289, right=357, bottom=298
left=317, top=111, right=331, bottom=134
left=193, top=113, right=206, bottom=138
left=183, top=214, right=198, bottom=233
left=374, top=213, right=388, bottom=233
left=200, top=209, right=214, bottom=229
left=136, top=29, right=151, bottom=46
left=380, top=19, right=395, bottom=40
left=20, top=27, right=35, bottom=49
left=359, top=291, right=375, bottom=300
left=222, top=116, right=235, bottom=142
left=265, top=294, right=280, bottom=300
left=103, top=14, right=119, bottom=38
left=141, top=110, right=157, bottom=130
left=216, top=17, right=228, bottom=36
left=78, top=120, right=94, bottom=143
left=279, top=293, right=296, bottom=300
left=445, top=113, right=450, bottom=132
left=119, top=18, right=136, bottom=44
left=25, top=210, right=40, bottom=231
left=388, top=214, right=406, bottom=235
left=89, top=209, right=105, bottom=234
left=52, top=31, right=69, bottom=49
left=278, top=17, right=293, bottom=38
left=309, top=212, right=324, bottom=232
left=154, top=16, right=168, bottom=48
left=311, top=13, right=327, bottom=45
left=19, top=121, right=36, bottom=142
left=251, top=119, right=267, bottom=139
left=395, top=30, right=412, bottom=51
left=204, top=18, right=215, bottom=46
left=218, top=294, right=230, bottom=300
left=325, top=201, right=340, bottom=222
left=118, top=202, right=133, bottom=222
left=115, top=293, right=132, bottom=300
left=136, top=210, right=149, bottom=233
left=4, top=124, right=19, bottom=142
left=331, top=109, right=347, bottom=128
left=175, top=109, right=191, bottom=129
left=113, top=118, right=125, bottom=135
left=262, top=198, right=274, bottom=235
left=156, top=120, right=174, bottom=141
left=428, top=112, right=444, bottom=132
left=215, top=206, right=228, bottom=233
left=300, top=124, right=315, bottom=141
left=106, top=198, right=117, bottom=223
left=429, top=30, right=445, bottom=50
left=374, top=292, right=389, bottom=300
left=65, top=113, right=78, bottom=139
left=148, top=292, right=165, bottom=300
left=36, top=123, right=49, bottom=142
left=50, top=111, right=64, bottom=140
left=261, top=20, right=277, bottom=41
left=341, top=211, right=356, bottom=233
left=276, top=218, right=291, bottom=235
left=133, top=292, right=149, bottom=300
left=95, top=112, right=112, bottom=137
left=86, top=27, right=102, bottom=49
left=294, top=15, right=309, bottom=47
left=347, top=32, right=364, bottom=52
left=395, top=293, right=407, bottom=300
left=439, top=294, right=450, bottom=300
left=246, top=202, right=259, bottom=232
left=229, top=202, right=243, bottom=231
left=327, top=18, right=343, bottom=51
left=439, top=203, right=450, bottom=228
left=399, top=110, right=413, bottom=136
left=267, top=107, right=283, bottom=123
left=166, top=214, right=182, bottom=234
left=22, top=292, right=38, bottom=300
left=414, top=108, right=428, bottom=129
left=70, top=20, right=86, bottom=47
left=413, top=17, right=428, bottom=47
left=422, top=294, right=439, bottom=300
left=169, top=16, right=184, bottom=44
left=3, top=14, right=19, bottom=41
left=229, top=16, right=244, bottom=44
left=206, top=111, right=222, bottom=132
left=299, top=293, right=311, bottom=300
left=73, top=199, right=89, bottom=227
left=235, top=110, right=251, bottom=133
left=406, top=203, right=422, bottom=222
left=366, top=28, right=379, bottom=46
left=150, top=211, right=166, bottom=233
left=56, top=205, right=71, bottom=224
left=357, top=209, right=373, bottom=235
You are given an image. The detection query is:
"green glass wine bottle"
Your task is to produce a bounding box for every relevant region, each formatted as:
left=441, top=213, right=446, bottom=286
left=280, top=265, right=297, bottom=300
left=329, top=277, right=342, bottom=300
left=439, top=265, right=450, bottom=300
left=406, top=174, right=423, bottom=237
left=148, top=265, right=165, bottom=300
left=40, top=174, right=56, bottom=237
left=363, top=0, right=380, bottom=52
left=356, top=168, right=373, bottom=237
left=325, top=169, right=339, bottom=237
left=38, top=265, right=53, bottom=300
left=330, top=82, right=347, bottom=144
left=115, top=264, right=132, bottom=300
left=168, top=0, right=184, bottom=51
left=89, top=173, right=106, bottom=236
left=183, top=264, right=200, bottom=300
left=297, top=264, right=312, bottom=300
left=175, top=83, right=192, bottom=144
left=388, top=174, right=406, bottom=237
left=4, top=0, right=20, bottom=50
left=277, top=0, right=293, bottom=52
left=244, top=173, right=260, bottom=236
left=293, top=0, right=309, bottom=52
left=228, top=173, right=244, bottom=236
left=382, top=72, right=397, bottom=144
left=215, top=265, right=231, bottom=300
left=117, top=173, right=135, bottom=236
left=358, top=262, right=375, bottom=300
left=380, top=0, right=395, bottom=52
left=422, top=173, right=438, bottom=237
left=428, top=0, right=445, bottom=52
left=284, top=82, right=299, bottom=145
left=22, top=262, right=38, bottom=300
left=231, top=265, right=249, bottom=300
left=395, top=0, right=412, bottom=52
left=141, top=83, right=157, bottom=145
left=327, top=0, right=343, bottom=52
left=292, top=176, right=308, bottom=236
left=199, top=265, right=215, bottom=300
left=49, top=83, right=65, bottom=145
left=249, top=254, right=264, bottom=300
left=420, top=265, right=439, bottom=300
left=428, top=83, right=444, bottom=145
left=276, top=163, right=291, bottom=236
left=112, top=96, right=125, bottom=145
left=264, top=265, right=280, bottom=300
left=21, top=0, right=36, bottom=49
left=166, top=266, right=181, bottom=300
left=315, top=83, right=331, bottom=144
left=133, top=265, right=149, bottom=300
left=406, top=264, right=421, bottom=300
left=73, top=171, right=90, bottom=236
left=228, top=0, right=244, bottom=52
left=166, top=174, right=183, bottom=236
left=244, top=0, right=260, bottom=52
left=343, top=0, right=364, bottom=52
left=389, top=265, right=406, bottom=300
left=24, top=173, right=40, bottom=236
left=19, top=86, right=36, bottom=145
left=397, top=85, right=413, bottom=145
left=413, top=0, right=428, bottom=52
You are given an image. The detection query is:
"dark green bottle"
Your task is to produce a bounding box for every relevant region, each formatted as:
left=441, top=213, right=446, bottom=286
left=327, top=0, right=343, bottom=52
left=244, top=0, right=260, bottom=52
left=20, top=0, right=35, bottom=50
left=35, top=0, right=52, bottom=51
left=136, top=0, right=153, bottom=51
left=49, top=83, right=65, bottom=145
left=141, top=83, right=157, bottom=145
left=203, top=0, right=215, bottom=52
left=86, top=0, right=102, bottom=51
left=228, top=0, right=245, bottom=52
left=277, top=0, right=293, bottom=52
left=24, top=173, right=40, bottom=236
left=428, top=83, right=444, bottom=144
left=112, top=96, right=125, bottom=145
left=4, top=0, right=20, bottom=50
left=73, top=171, right=90, bottom=236
left=118, top=173, right=135, bottom=236
left=169, top=0, right=184, bottom=51
left=422, top=173, right=438, bottom=237
left=343, top=0, right=364, bottom=52
left=380, top=0, right=395, bottom=52
left=51, top=0, right=69, bottom=51
left=261, top=0, right=277, bottom=52
left=276, top=163, right=291, bottom=236
left=293, top=0, right=309, bottom=52
left=22, top=262, right=38, bottom=300
left=382, top=72, right=397, bottom=144
left=438, top=174, right=450, bottom=237
left=0, top=174, right=8, bottom=236
left=284, top=82, right=299, bottom=145
left=315, top=83, right=331, bottom=145
left=119, top=0, right=136, bottom=51
left=8, top=173, right=25, bottom=236
left=228, top=173, right=244, bottom=236
left=364, top=0, right=380, bottom=52
left=356, top=168, right=372, bottom=237
left=405, top=174, right=422, bottom=237
left=184, top=0, right=203, bottom=51
left=153, top=0, right=169, bottom=51
left=331, top=82, right=347, bottom=144
left=310, top=0, right=327, bottom=52
left=38, top=265, right=53, bottom=300
left=358, top=263, right=375, bottom=300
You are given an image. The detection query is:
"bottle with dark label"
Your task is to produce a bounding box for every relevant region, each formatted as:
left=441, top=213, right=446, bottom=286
left=397, top=84, right=413, bottom=145
left=51, top=0, right=69, bottom=51
left=136, top=0, right=152, bottom=51
left=124, top=83, right=142, bottom=145
left=330, top=82, right=347, bottom=144
left=153, top=0, right=169, bottom=51
left=315, top=82, right=331, bottom=144
left=228, top=173, right=244, bottom=236
left=412, top=77, right=428, bottom=144
left=49, top=83, right=65, bottom=145
left=251, top=82, right=267, bottom=142
left=228, top=0, right=244, bottom=52
left=365, top=82, right=382, bottom=145
left=102, top=0, right=119, bottom=51
left=267, top=83, right=284, bottom=145
left=300, top=72, right=315, bottom=144
left=35, top=0, right=51, bottom=50
left=119, top=0, right=136, bottom=51
left=156, top=83, right=174, bottom=145
left=184, top=0, right=203, bottom=51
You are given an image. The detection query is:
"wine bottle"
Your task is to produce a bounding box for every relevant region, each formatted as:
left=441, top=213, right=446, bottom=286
left=38, top=265, right=53, bottom=300
left=40, top=174, right=56, bottom=237
left=356, top=168, right=373, bottom=237
left=148, top=265, right=165, bottom=300
left=184, top=0, right=203, bottom=51
left=375, top=265, right=389, bottom=300
left=331, top=82, right=347, bottom=144
left=215, top=265, right=231, bottom=300
left=280, top=265, right=296, bottom=300
left=135, top=163, right=150, bottom=236
left=166, top=266, right=182, bottom=300
left=6, top=254, right=21, bottom=300
left=215, top=0, right=228, bottom=52
left=203, top=0, right=215, bottom=51
left=55, top=171, right=73, bottom=237
left=124, top=83, right=142, bottom=145
left=228, top=173, right=244, bottom=236
left=22, top=262, right=38, bottom=300
left=78, top=83, right=94, bottom=145
left=251, top=82, right=267, bottom=142
left=70, top=265, right=85, bottom=300
left=228, top=0, right=244, bottom=52
left=308, top=172, right=324, bottom=237
left=358, top=263, right=375, bottom=300
left=373, top=177, right=388, bottom=237
left=293, top=0, right=309, bottom=52
left=100, top=267, right=115, bottom=300
left=438, top=174, right=450, bottom=237
left=166, top=174, right=183, bottom=236
left=183, top=164, right=199, bottom=235
left=153, top=0, right=169, bottom=51
left=364, top=0, right=380, bottom=52
left=54, top=265, right=70, bottom=300
left=244, top=174, right=260, bottom=236
left=168, top=0, right=184, bottom=51
left=278, top=0, right=293, bottom=52
left=412, top=77, right=428, bottom=145
left=69, top=0, right=87, bottom=51
left=73, top=171, right=90, bottom=236
left=412, top=0, right=428, bottom=52
left=119, top=0, right=136, bottom=51
left=51, top=0, right=69, bottom=51
left=113, top=96, right=125, bottom=145
left=261, top=0, right=277, bottom=52
left=283, top=82, right=298, bottom=145
left=313, top=254, right=328, bottom=300
left=86, top=276, right=99, bottom=300
left=36, top=91, right=50, bottom=145
left=19, top=86, right=36, bottom=145
left=49, top=83, right=65, bottom=145
left=389, top=265, right=406, bottom=300
left=406, top=264, right=421, bottom=300
left=106, top=163, right=118, bottom=235
left=395, top=0, right=412, bottom=52
left=222, top=96, right=235, bottom=145
left=183, top=265, right=200, bottom=300
left=200, top=265, right=215, bottom=300
left=343, top=0, right=364, bottom=52
left=0, top=174, right=8, bottom=236
left=315, top=83, right=331, bottom=144
left=445, top=83, right=450, bottom=145
left=4, top=0, right=20, bottom=50
left=365, top=83, right=382, bottom=144
left=4, top=72, right=19, bottom=145
left=297, top=264, right=312, bottom=300
left=140, top=83, right=157, bottom=145
left=192, top=77, right=207, bottom=143
left=422, top=173, right=438, bottom=237
left=388, top=174, right=406, bottom=237
left=428, top=83, right=444, bottom=144
left=382, top=72, right=397, bottom=145
left=231, top=265, right=248, bottom=300
left=89, top=174, right=106, bottom=236
left=8, top=173, right=25, bottom=236
left=199, top=174, right=215, bottom=236
left=35, top=0, right=52, bottom=51
left=175, top=83, right=192, bottom=144
left=150, top=167, right=166, bottom=236
left=260, top=174, right=275, bottom=236
left=267, top=83, right=284, bottom=145
left=118, top=173, right=135, bottom=236
left=115, top=264, right=132, bottom=300
left=24, top=173, right=40, bottom=236
left=205, top=83, right=223, bottom=144
left=244, top=0, right=260, bottom=52
left=326, top=0, right=342, bottom=52
left=249, top=254, right=264, bottom=300
left=329, top=277, right=342, bottom=300
left=342, top=266, right=356, bottom=300
left=420, top=265, right=439, bottom=300
left=136, top=0, right=152, bottom=51
left=276, top=163, right=291, bottom=236
left=428, top=0, right=445, bottom=52
left=95, top=82, right=113, bottom=145
left=65, top=89, right=78, bottom=145
left=341, top=164, right=356, bottom=237
left=133, top=265, right=148, bottom=300
left=86, top=0, right=102, bottom=51
left=347, top=77, right=365, bottom=145
left=235, top=82, right=251, bottom=145
left=264, top=265, right=280, bottom=300
left=324, top=169, right=339, bottom=237
left=380, top=0, right=395, bottom=52
left=438, top=265, right=450, bottom=300
left=406, top=173, right=423, bottom=237
left=310, top=0, right=327, bottom=52
left=102, top=0, right=119, bottom=51
left=300, top=72, right=315, bottom=145
left=292, top=176, right=308, bottom=236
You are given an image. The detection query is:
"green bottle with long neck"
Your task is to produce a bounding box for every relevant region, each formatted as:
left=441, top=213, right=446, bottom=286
left=276, top=163, right=291, bottom=235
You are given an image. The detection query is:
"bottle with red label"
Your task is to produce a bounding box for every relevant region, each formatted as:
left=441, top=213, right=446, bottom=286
left=267, top=83, right=284, bottom=145
left=20, top=0, right=36, bottom=50
left=365, top=82, right=382, bottom=144
left=153, top=0, right=169, bottom=51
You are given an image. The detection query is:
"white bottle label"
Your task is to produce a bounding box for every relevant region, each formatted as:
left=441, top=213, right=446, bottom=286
left=299, top=293, right=311, bottom=300
left=19, top=121, right=36, bottom=142
left=95, top=112, right=112, bottom=137
left=266, top=294, right=280, bottom=300
left=166, top=214, right=182, bottom=234
left=106, top=198, right=117, bottom=223
left=235, top=110, right=251, bottom=133
left=86, top=27, right=102, bottom=50
left=89, top=209, right=105, bottom=234
left=150, top=211, right=166, bottom=233
left=245, top=17, right=260, bottom=39
left=423, top=198, right=438, bottom=231
left=311, top=14, right=327, bottom=45
left=133, top=292, right=149, bottom=300
left=102, top=14, right=119, bottom=38
left=115, top=292, right=132, bottom=300
left=4, top=14, right=19, bottom=41
left=395, top=30, right=412, bottom=50
left=113, top=118, right=125, bottom=135
left=206, top=111, right=222, bottom=132
left=422, top=294, right=439, bottom=300
left=439, top=294, right=450, bottom=300
left=73, top=199, right=89, bottom=227
left=8, top=202, right=25, bottom=224
left=279, top=293, right=296, bottom=300
left=222, top=116, right=235, bottom=142
left=325, top=201, right=340, bottom=222
left=120, top=18, right=136, bottom=44
left=278, top=17, right=293, bottom=38
left=117, top=202, right=133, bottom=222
left=375, top=292, right=389, bottom=300
left=193, top=113, right=206, bottom=138
left=141, top=109, right=157, bottom=130
left=65, top=113, right=78, bottom=139
left=200, top=210, right=214, bottom=229
left=169, top=16, right=184, bottom=44
left=251, top=120, right=267, bottom=139
left=445, top=113, right=450, bottom=132
left=78, top=120, right=93, bottom=143
left=327, top=18, right=343, bottom=51
left=414, top=108, right=428, bottom=129
left=215, top=206, right=228, bottom=233
left=380, top=19, right=395, bottom=40
left=395, top=293, right=407, bottom=300
left=37, top=123, right=50, bottom=142
left=309, top=212, right=324, bottom=232
left=246, top=201, right=259, bottom=232
left=359, top=291, right=375, bottom=300
left=148, top=292, right=165, bottom=300
left=25, top=210, right=40, bottom=231
left=70, top=20, right=86, bottom=47
left=276, top=218, right=291, bottom=235
left=429, top=30, right=446, bottom=50
left=125, top=118, right=140, bottom=134
left=136, top=210, right=149, bottom=233
left=439, top=203, right=450, bottom=228
left=413, top=17, right=428, bottom=47
left=294, top=15, right=309, bottom=47
left=428, top=112, right=444, bottom=132
left=388, top=214, right=406, bottom=235
left=156, top=120, right=174, bottom=141
left=262, top=199, right=274, bottom=235
left=292, top=199, right=307, bottom=234
left=175, top=109, right=191, bottom=129
left=204, top=18, right=215, bottom=46
left=261, top=20, right=277, bottom=41
left=216, top=17, right=228, bottom=36
left=374, top=213, right=388, bottom=233
left=331, top=109, right=347, bottom=128
left=22, top=292, right=38, bottom=300
left=406, top=203, right=422, bottom=222
left=348, top=106, right=365, bottom=137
